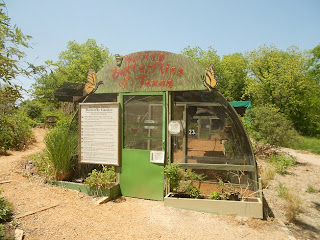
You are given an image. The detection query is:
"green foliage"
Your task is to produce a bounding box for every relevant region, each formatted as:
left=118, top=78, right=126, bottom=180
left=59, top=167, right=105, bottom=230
left=21, top=100, right=43, bottom=120
left=85, top=166, right=116, bottom=193
left=164, top=163, right=183, bottom=192
left=181, top=46, right=220, bottom=67
left=268, top=154, right=295, bottom=175
left=29, top=152, right=54, bottom=179
left=0, top=223, right=4, bottom=239
left=164, top=164, right=205, bottom=198
left=244, top=105, right=298, bottom=147
left=246, top=45, right=320, bottom=136
left=0, top=111, right=32, bottom=154
left=185, top=185, right=201, bottom=199
left=209, top=191, right=221, bottom=200
left=45, top=125, right=78, bottom=180
left=33, top=39, right=112, bottom=99
left=307, top=185, right=317, bottom=193
left=276, top=183, right=289, bottom=198
left=218, top=53, right=249, bottom=101
left=0, top=3, right=44, bottom=90
left=276, top=183, right=302, bottom=222
left=0, top=191, right=12, bottom=223
left=290, top=135, right=320, bottom=155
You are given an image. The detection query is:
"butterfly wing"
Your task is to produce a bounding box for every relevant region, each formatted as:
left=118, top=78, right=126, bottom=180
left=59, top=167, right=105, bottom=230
left=203, top=65, right=218, bottom=89
left=84, top=69, right=97, bottom=95
left=115, top=54, right=123, bottom=67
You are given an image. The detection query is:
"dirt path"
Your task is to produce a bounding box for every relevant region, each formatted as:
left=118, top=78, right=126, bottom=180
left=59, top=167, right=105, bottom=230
left=262, top=149, right=320, bottom=240
left=0, top=128, right=290, bottom=240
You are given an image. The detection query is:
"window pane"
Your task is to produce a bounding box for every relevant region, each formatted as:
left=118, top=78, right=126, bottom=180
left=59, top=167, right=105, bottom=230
left=123, top=95, right=163, bottom=150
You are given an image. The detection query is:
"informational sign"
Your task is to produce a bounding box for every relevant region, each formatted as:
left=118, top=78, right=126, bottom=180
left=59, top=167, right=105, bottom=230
left=150, top=151, right=165, bottom=164
left=79, top=103, right=119, bottom=165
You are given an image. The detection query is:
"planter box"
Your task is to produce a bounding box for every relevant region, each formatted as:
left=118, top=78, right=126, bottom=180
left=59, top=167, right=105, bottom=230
left=47, top=180, right=121, bottom=199
left=164, top=193, right=263, bottom=219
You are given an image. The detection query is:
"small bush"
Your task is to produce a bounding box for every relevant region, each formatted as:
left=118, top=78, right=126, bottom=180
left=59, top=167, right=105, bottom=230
left=164, top=163, right=183, bottom=192
left=209, top=191, right=221, bottom=200
left=45, top=125, right=78, bottom=180
left=85, top=166, right=116, bottom=193
left=269, top=154, right=295, bottom=174
left=30, top=152, right=54, bottom=179
left=244, top=105, right=298, bottom=147
left=0, top=191, right=12, bottom=223
left=186, top=185, right=201, bottom=199
left=0, top=112, right=32, bottom=155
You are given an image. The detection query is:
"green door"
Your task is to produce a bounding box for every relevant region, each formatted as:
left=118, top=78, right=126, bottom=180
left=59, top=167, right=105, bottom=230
left=120, top=93, right=166, bottom=200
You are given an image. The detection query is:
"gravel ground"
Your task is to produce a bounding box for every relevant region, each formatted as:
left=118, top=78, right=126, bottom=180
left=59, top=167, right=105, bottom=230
left=0, top=128, right=289, bottom=240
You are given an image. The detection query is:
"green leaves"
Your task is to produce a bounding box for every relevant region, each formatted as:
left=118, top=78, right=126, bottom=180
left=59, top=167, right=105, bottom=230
left=33, top=39, right=112, bottom=99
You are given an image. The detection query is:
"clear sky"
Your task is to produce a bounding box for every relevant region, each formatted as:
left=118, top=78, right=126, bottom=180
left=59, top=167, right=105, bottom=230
left=4, top=0, right=320, bottom=96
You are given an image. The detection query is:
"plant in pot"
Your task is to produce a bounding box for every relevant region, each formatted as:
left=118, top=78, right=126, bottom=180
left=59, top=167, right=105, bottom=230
left=164, top=164, right=205, bottom=199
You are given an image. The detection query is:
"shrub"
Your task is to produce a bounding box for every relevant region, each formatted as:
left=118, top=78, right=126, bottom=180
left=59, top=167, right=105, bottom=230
left=0, top=112, right=32, bottom=154
left=209, top=191, right=221, bottom=200
left=186, top=185, right=201, bottom=199
left=85, top=166, right=116, bottom=195
left=0, top=191, right=12, bottom=223
left=244, top=105, right=298, bottom=147
left=164, top=163, right=183, bottom=192
left=269, top=154, right=295, bottom=175
left=45, top=125, right=78, bottom=180
left=0, top=224, right=4, bottom=239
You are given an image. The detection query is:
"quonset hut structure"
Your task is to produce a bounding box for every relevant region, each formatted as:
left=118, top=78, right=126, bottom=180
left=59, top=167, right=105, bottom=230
left=66, top=51, right=262, bottom=218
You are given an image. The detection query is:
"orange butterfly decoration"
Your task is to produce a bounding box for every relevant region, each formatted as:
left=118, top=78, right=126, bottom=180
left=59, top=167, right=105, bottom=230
left=84, top=69, right=101, bottom=95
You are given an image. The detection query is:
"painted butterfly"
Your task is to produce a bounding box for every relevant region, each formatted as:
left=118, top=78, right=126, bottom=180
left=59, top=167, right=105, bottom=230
left=202, top=65, right=218, bottom=90
left=84, top=69, right=98, bottom=95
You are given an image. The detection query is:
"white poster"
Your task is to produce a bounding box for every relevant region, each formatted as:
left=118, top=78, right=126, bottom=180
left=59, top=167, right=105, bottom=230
left=150, top=151, right=165, bottom=164
left=80, top=103, right=119, bottom=165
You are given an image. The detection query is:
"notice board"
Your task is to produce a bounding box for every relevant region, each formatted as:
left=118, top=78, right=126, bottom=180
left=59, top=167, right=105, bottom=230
left=79, top=102, right=119, bottom=165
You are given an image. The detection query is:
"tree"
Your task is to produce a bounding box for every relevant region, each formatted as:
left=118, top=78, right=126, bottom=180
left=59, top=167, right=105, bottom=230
left=0, top=2, right=43, bottom=88
left=181, top=46, right=220, bottom=67
left=219, top=53, right=248, bottom=101
left=181, top=46, right=249, bottom=101
left=245, top=45, right=320, bottom=136
left=33, top=39, right=112, bottom=99
left=308, top=44, right=320, bottom=84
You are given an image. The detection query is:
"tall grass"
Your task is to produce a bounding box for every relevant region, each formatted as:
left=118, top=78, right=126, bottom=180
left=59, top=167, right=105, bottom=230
left=45, top=126, right=78, bottom=180
left=290, top=135, right=320, bottom=155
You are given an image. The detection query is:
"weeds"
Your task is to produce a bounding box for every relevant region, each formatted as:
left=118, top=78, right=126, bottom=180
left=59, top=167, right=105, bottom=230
left=307, top=185, right=317, bottom=193
left=260, top=165, right=276, bottom=188
left=268, top=154, right=295, bottom=174
left=276, top=183, right=302, bottom=222
left=29, top=151, right=54, bottom=179
left=276, top=183, right=289, bottom=198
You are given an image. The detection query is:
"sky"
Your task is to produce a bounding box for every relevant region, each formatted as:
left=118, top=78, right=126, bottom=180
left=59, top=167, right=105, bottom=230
left=4, top=0, right=320, bottom=97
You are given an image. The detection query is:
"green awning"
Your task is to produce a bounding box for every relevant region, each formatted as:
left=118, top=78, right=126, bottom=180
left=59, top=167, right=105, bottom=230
left=229, top=101, right=251, bottom=110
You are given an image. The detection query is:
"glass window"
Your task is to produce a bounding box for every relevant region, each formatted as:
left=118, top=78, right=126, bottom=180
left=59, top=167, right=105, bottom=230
left=123, top=95, right=163, bottom=150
